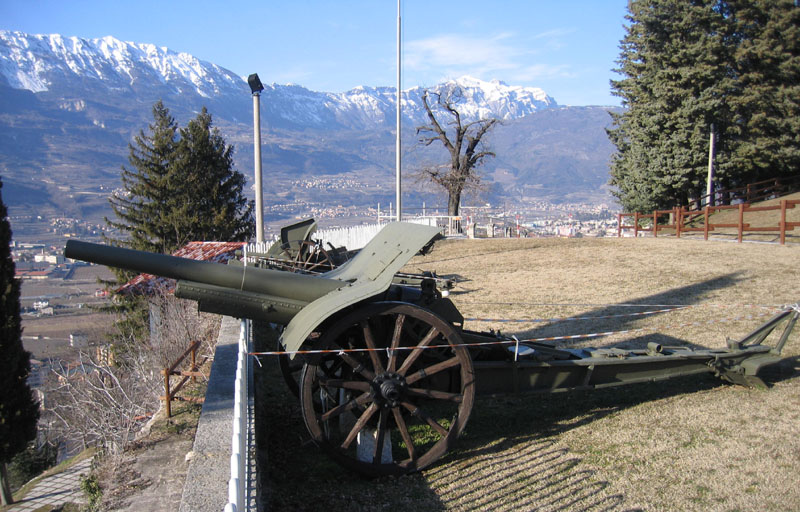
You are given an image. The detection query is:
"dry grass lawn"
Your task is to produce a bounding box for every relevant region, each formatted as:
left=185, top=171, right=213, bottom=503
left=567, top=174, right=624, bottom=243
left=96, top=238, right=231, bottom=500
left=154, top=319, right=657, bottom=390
left=264, top=236, right=799, bottom=511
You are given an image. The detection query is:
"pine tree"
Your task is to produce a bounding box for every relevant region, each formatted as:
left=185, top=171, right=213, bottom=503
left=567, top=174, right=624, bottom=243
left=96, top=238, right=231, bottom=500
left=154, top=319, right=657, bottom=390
left=172, top=107, right=254, bottom=244
left=609, top=0, right=734, bottom=212
left=0, top=178, right=39, bottom=506
left=106, top=102, right=254, bottom=255
left=104, top=102, right=254, bottom=342
left=106, top=100, right=182, bottom=256
left=608, top=0, right=800, bottom=213
left=727, top=0, right=800, bottom=182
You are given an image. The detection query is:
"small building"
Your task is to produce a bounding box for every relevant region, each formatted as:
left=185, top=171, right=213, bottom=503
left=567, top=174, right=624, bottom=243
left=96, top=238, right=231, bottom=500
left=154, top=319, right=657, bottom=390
left=35, top=253, right=65, bottom=265
left=96, top=344, right=115, bottom=367
left=70, top=333, right=89, bottom=348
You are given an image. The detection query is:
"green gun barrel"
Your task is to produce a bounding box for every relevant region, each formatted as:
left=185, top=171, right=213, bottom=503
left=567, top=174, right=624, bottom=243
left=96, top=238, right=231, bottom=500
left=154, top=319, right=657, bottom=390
left=64, top=240, right=345, bottom=307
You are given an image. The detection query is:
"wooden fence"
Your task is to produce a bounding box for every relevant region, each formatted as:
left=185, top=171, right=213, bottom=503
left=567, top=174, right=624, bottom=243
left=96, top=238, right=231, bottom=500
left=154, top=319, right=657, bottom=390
left=689, top=176, right=800, bottom=210
left=618, top=199, right=800, bottom=244
left=161, top=340, right=206, bottom=418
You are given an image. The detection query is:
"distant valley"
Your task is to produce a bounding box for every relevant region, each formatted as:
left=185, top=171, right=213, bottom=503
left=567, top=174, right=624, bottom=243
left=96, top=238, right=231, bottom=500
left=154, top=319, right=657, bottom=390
left=0, top=30, right=620, bottom=230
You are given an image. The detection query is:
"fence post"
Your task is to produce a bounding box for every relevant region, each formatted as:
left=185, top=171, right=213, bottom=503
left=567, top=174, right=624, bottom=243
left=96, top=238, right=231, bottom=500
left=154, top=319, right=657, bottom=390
left=191, top=342, right=197, bottom=384
left=676, top=208, right=682, bottom=238
left=780, top=199, right=787, bottom=245
left=634, top=212, right=640, bottom=237
left=738, top=203, right=744, bottom=243
left=163, top=369, right=171, bottom=419
left=704, top=206, right=710, bottom=241
left=653, top=210, right=658, bottom=237
left=617, top=213, right=622, bottom=237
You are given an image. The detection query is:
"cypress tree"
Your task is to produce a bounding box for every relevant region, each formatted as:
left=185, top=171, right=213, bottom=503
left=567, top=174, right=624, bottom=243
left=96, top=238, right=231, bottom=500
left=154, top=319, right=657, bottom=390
left=0, top=178, right=39, bottom=506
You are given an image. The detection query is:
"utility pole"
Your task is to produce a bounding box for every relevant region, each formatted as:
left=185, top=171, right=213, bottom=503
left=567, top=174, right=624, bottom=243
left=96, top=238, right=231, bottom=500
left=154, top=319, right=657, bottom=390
left=706, top=123, right=716, bottom=207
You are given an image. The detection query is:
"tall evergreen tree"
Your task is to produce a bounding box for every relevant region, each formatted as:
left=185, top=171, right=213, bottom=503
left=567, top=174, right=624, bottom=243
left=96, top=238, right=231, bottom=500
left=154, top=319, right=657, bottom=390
left=104, top=102, right=254, bottom=341
left=609, top=0, right=799, bottom=212
left=106, top=102, right=253, bottom=256
left=106, top=100, right=182, bottom=256
left=0, top=178, right=39, bottom=506
left=727, top=0, right=800, bottom=181
left=172, top=107, right=254, bottom=244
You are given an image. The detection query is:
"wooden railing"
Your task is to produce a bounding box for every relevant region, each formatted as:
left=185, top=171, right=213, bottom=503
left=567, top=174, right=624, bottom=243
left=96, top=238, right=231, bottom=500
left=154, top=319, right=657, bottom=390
left=161, top=340, right=206, bottom=418
left=690, top=175, right=800, bottom=210
left=618, top=199, right=800, bottom=244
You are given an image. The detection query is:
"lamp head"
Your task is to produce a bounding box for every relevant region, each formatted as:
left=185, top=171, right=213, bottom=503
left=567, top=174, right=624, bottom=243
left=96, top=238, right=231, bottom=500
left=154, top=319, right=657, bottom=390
left=248, top=73, right=264, bottom=94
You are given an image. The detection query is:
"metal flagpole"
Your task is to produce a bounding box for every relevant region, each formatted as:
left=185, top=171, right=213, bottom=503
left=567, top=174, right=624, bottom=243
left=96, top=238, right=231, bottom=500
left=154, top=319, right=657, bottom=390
left=396, top=0, right=402, bottom=222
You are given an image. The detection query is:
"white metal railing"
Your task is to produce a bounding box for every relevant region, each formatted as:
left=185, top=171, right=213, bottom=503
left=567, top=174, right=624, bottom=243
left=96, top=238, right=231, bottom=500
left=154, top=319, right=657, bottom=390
left=224, top=319, right=250, bottom=512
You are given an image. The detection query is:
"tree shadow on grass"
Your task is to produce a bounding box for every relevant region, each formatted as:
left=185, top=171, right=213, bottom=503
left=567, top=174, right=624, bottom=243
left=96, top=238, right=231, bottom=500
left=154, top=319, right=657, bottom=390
left=427, top=272, right=799, bottom=510
left=430, top=374, right=722, bottom=512
left=508, top=273, right=745, bottom=349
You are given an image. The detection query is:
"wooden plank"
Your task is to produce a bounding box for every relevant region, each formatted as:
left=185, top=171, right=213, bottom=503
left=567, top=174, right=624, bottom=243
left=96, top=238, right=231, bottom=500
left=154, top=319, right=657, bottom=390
left=743, top=226, right=782, bottom=232
left=710, top=223, right=750, bottom=229
left=166, top=340, right=201, bottom=375
left=744, top=205, right=781, bottom=213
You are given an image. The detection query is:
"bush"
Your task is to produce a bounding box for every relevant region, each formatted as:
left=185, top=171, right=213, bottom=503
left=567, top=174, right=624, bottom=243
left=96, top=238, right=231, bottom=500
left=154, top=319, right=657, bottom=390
left=7, top=442, right=57, bottom=492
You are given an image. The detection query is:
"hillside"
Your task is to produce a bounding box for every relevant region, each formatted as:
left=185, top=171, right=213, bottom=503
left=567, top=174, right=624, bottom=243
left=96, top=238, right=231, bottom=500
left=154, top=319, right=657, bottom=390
left=0, top=30, right=619, bottom=225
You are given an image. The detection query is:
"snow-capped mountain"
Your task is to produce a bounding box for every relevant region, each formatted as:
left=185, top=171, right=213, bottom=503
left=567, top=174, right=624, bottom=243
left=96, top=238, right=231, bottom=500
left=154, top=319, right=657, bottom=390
left=0, top=30, right=245, bottom=98
left=217, top=77, right=556, bottom=129
left=0, top=30, right=615, bottom=222
left=0, top=30, right=556, bottom=129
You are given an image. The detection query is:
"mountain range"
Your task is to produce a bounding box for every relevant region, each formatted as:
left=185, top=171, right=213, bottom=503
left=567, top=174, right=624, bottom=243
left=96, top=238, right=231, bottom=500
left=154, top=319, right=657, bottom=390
left=0, top=30, right=619, bottom=224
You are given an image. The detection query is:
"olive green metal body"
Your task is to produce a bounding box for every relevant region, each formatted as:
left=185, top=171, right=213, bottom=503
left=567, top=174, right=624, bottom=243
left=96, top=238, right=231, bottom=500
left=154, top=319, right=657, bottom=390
left=64, top=222, right=443, bottom=354
left=64, top=221, right=798, bottom=477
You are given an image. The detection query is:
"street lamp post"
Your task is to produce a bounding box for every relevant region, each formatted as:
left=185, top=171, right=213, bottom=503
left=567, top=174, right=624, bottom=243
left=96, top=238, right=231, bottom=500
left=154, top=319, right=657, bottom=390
left=248, top=73, right=265, bottom=244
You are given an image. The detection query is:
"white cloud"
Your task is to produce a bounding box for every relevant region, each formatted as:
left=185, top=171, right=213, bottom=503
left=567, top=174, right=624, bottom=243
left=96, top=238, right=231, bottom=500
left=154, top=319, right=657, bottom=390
left=404, top=32, right=574, bottom=85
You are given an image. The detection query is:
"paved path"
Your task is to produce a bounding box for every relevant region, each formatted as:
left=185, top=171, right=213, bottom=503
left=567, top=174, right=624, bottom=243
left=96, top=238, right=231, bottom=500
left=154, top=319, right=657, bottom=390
left=7, top=458, right=91, bottom=511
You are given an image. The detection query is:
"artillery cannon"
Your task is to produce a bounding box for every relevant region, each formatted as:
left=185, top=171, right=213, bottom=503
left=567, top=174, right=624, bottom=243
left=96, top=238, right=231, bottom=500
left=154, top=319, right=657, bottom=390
left=65, top=222, right=798, bottom=477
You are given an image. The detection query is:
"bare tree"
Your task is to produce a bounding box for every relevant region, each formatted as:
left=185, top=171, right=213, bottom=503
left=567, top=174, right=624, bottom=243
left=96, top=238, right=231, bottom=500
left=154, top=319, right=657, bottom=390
left=46, top=289, right=218, bottom=460
left=416, top=86, right=499, bottom=216
left=145, top=286, right=220, bottom=367
left=48, top=351, right=157, bottom=458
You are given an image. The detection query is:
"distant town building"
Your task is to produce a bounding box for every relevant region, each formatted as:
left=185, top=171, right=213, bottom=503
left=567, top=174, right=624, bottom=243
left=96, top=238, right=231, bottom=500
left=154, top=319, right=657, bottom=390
left=96, top=344, right=115, bottom=367
left=34, top=253, right=64, bottom=265
left=70, top=333, right=89, bottom=348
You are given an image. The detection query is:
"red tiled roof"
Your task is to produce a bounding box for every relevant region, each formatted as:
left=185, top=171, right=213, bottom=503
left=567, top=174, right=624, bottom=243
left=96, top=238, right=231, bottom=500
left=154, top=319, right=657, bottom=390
left=118, top=241, right=245, bottom=296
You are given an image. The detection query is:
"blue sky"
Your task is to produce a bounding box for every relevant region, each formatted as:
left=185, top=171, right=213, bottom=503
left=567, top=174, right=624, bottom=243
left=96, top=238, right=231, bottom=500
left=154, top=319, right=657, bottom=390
left=1, top=0, right=629, bottom=106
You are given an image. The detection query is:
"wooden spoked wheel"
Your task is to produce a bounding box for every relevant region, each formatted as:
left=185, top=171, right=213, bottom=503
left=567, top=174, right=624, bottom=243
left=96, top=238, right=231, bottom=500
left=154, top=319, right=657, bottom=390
left=278, top=351, right=303, bottom=397
left=300, top=302, right=475, bottom=476
left=280, top=240, right=334, bottom=273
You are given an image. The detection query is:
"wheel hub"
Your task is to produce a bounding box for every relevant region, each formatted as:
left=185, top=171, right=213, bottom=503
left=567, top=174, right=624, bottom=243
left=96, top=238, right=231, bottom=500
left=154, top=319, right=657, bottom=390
left=372, top=372, right=407, bottom=408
